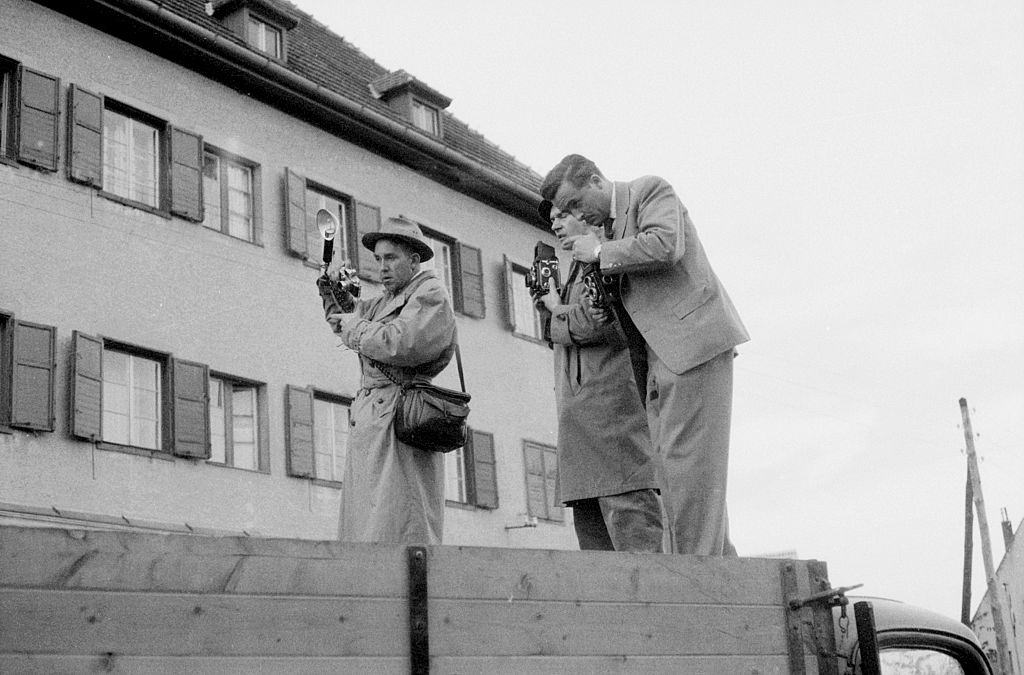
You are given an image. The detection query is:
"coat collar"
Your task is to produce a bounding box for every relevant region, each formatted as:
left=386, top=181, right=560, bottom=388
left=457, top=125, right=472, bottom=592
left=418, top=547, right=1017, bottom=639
left=373, top=269, right=435, bottom=319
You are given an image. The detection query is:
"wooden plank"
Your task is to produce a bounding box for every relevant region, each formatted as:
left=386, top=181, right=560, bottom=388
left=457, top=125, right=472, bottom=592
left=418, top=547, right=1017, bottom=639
left=0, top=527, right=406, bottom=597
left=0, top=655, right=410, bottom=674
left=0, top=654, right=792, bottom=675
left=0, top=589, right=407, bottom=657
left=430, top=544, right=793, bottom=605
left=429, top=599, right=788, bottom=657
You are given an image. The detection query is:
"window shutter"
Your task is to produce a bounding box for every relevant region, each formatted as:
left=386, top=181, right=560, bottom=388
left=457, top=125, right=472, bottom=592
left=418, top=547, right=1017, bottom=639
left=170, top=358, right=210, bottom=459
left=285, top=385, right=315, bottom=478
left=285, top=167, right=308, bottom=258
left=67, top=84, right=102, bottom=187
left=543, top=445, right=563, bottom=521
left=71, top=331, right=102, bottom=441
left=353, top=201, right=381, bottom=283
left=523, top=441, right=547, bottom=519
left=10, top=320, right=56, bottom=431
left=456, top=243, right=485, bottom=318
left=169, top=127, right=204, bottom=222
left=16, top=66, right=59, bottom=172
left=469, top=429, right=498, bottom=509
left=502, top=255, right=517, bottom=332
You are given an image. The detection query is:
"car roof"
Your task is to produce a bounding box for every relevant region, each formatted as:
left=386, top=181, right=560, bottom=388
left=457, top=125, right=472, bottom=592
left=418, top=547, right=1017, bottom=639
left=845, top=595, right=983, bottom=647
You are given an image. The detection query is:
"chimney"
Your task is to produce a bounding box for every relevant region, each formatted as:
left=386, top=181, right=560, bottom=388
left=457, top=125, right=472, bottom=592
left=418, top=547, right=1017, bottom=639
left=1001, top=507, right=1014, bottom=552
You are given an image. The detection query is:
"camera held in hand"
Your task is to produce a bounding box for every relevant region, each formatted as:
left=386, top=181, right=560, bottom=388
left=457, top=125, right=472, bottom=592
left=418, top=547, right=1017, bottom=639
left=580, top=263, right=617, bottom=324
left=525, top=241, right=561, bottom=298
left=315, top=208, right=361, bottom=313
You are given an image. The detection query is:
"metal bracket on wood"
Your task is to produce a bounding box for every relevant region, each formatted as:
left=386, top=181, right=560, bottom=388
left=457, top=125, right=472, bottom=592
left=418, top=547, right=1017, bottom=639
left=782, top=561, right=854, bottom=675
left=408, top=546, right=430, bottom=675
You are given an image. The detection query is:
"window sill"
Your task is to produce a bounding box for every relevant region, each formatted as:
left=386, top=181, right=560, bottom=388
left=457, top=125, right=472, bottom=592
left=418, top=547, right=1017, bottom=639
left=97, top=190, right=171, bottom=219
left=205, top=461, right=268, bottom=474
left=445, top=499, right=476, bottom=511
left=311, top=477, right=342, bottom=489
left=511, top=332, right=549, bottom=347
left=97, top=442, right=175, bottom=461
left=0, top=155, right=18, bottom=168
left=0, top=424, right=13, bottom=435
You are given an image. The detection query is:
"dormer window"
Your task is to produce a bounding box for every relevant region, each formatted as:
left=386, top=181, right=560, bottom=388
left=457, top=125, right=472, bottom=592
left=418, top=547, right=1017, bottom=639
left=247, top=17, right=283, bottom=59
left=411, top=99, right=440, bottom=135
left=212, top=0, right=298, bottom=62
left=369, top=70, right=451, bottom=138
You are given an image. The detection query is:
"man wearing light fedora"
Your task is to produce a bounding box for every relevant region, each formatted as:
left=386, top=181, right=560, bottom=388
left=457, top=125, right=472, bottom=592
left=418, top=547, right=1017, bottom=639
left=324, top=216, right=457, bottom=545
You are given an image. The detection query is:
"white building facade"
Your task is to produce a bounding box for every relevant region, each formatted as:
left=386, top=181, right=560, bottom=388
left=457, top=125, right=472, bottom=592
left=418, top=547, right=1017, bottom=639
left=0, top=0, right=574, bottom=550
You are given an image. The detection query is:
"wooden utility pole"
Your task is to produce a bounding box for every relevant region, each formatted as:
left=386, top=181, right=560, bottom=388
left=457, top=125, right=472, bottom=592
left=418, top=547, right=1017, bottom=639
left=960, top=397, right=1013, bottom=674
left=961, top=467, right=973, bottom=626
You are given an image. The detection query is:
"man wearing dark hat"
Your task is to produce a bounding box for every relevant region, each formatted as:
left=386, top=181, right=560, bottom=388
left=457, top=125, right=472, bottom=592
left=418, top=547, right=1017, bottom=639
left=323, top=216, right=456, bottom=545
left=534, top=200, right=664, bottom=552
left=540, top=154, right=748, bottom=556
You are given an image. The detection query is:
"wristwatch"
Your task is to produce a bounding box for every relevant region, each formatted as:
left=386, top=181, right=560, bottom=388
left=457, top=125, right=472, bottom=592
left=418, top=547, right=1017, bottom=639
left=593, top=243, right=602, bottom=262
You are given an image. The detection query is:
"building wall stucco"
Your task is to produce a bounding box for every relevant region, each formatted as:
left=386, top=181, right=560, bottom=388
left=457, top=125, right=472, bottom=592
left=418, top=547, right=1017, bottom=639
left=0, top=0, right=572, bottom=550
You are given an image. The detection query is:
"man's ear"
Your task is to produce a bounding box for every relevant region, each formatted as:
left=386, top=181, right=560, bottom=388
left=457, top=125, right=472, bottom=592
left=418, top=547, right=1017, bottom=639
left=589, top=173, right=603, bottom=188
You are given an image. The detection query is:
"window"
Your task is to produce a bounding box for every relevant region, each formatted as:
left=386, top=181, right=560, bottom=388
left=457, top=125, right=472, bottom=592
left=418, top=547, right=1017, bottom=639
left=0, top=311, right=56, bottom=432
left=209, top=375, right=261, bottom=470
left=504, top=257, right=545, bottom=340
left=214, top=1, right=296, bottom=62
left=313, top=396, right=350, bottom=483
left=0, top=55, right=59, bottom=170
left=284, top=168, right=382, bottom=282
left=202, top=147, right=261, bottom=243
left=523, top=440, right=562, bottom=522
left=103, top=105, right=161, bottom=208
left=71, top=332, right=211, bottom=459
left=446, top=429, right=499, bottom=508
left=247, top=17, right=283, bottom=59
left=101, top=347, right=163, bottom=450
left=284, top=385, right=351, bottom=484
left=411, top=99, right=440, bottom=136
left=420, top=225, right=485, bottom=318
left=68, top=87, right=204, bottom=220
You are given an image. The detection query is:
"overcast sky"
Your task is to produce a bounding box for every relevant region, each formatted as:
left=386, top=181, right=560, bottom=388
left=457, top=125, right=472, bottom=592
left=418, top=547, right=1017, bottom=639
left=291, top=0, right=1024, bottom=620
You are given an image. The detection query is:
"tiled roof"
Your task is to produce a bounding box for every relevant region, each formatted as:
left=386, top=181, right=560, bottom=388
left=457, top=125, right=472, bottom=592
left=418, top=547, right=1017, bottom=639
left=160, top=0, right=542, bottom=192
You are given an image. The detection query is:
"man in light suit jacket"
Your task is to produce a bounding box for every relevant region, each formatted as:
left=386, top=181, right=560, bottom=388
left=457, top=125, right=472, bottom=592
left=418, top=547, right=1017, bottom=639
left=540, top=154, right=749, bottom=555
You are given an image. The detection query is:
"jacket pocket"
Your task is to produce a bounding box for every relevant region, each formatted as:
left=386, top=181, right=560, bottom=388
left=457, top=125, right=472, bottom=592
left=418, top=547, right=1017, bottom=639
left=672, top=283, right=711, bottom=320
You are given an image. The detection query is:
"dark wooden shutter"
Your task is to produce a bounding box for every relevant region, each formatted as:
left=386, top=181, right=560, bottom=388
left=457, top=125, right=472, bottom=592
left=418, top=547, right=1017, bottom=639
left=66, top=84, right=102, bottom=187
left=543, top=445, right=563, bottom=521
left=71, top=331, right=102, bottom=441
left=170, top=358, right=210, bottom=458
left=285, top=168, right=308, bottom=258
left=523, top=441, right=547, bottom=519
left=456, top=243, right=485, bottom=318
left=502, top=255, right=517, bottom=331
left=16, top=66, right=59, bottom=172
left=469, top=429, right=498, bottom=509
left=285, top=385, right=315, bottom=478
left=353, top=201, right=381, bottom=282
left=10, top=320, right=56, bottom=431
left=169, top=127, right=203, bottom=221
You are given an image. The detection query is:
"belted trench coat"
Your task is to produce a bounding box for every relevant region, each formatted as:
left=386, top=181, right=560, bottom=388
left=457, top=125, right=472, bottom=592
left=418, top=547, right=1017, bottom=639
left=545, top=262, right=659, bottom=504
left=331, top=270, right=456, bottom=544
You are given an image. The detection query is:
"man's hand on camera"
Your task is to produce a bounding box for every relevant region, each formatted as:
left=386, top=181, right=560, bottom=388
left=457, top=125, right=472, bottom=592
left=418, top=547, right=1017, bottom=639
left=583, top=293, right=611, bottom=324
left=566, top=231, right=601, bottom=263
left=537, top=277, right=560, bottom=313
left=326, top=312, right=349, bottom=334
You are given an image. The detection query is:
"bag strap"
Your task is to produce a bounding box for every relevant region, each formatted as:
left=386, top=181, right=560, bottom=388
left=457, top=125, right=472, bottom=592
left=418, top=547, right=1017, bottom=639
left=367, top=272, right=466, bottom=393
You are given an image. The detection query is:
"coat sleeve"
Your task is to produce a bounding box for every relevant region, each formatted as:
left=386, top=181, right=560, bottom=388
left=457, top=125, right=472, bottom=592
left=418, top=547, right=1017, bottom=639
left=339, top=281, right=455, bottom=367
left=600, top=177, right=683, bottom=275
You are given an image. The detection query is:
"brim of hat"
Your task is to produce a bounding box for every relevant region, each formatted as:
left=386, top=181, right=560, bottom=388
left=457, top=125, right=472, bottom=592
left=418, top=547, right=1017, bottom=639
left=537, top=199, right=553, bottom=225
left=362, top=232, right=434, bottom=262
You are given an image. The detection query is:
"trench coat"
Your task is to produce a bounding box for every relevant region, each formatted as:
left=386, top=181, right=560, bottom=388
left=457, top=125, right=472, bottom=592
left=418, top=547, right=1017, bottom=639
left=331, top=270, right=456, bottom=544
left=545, top=262, right=659, bottom=504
